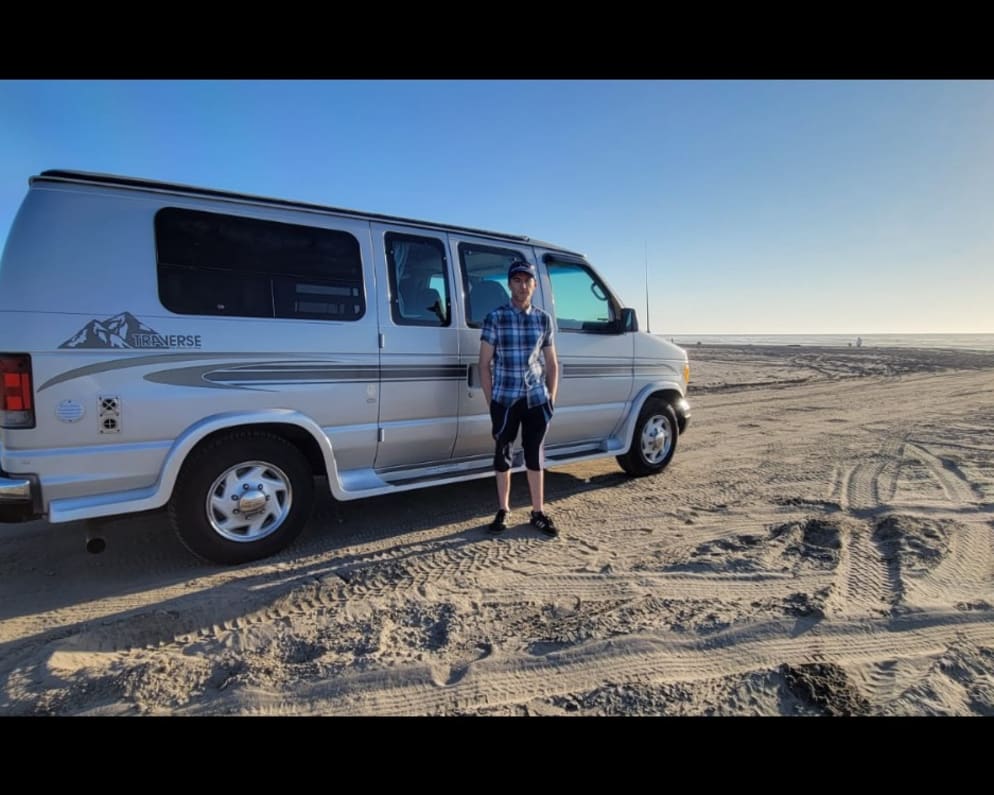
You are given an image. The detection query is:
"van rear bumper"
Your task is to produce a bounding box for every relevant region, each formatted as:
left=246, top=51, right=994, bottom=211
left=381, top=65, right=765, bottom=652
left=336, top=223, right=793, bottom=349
left=0, top=472, right=41, bottom=522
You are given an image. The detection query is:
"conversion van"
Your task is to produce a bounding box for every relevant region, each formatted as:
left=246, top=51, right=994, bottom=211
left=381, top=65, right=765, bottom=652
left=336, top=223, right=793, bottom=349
left=0, top=170, right=690, bottom=564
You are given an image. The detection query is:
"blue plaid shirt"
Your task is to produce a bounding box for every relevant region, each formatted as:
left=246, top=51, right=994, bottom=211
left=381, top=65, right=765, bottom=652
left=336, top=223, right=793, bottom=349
left=480, top=302, right=555, bottom=408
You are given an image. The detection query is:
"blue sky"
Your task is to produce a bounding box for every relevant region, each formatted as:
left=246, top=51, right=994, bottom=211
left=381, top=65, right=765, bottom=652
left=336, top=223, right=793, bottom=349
left=2, top=79, right=992, bottom=334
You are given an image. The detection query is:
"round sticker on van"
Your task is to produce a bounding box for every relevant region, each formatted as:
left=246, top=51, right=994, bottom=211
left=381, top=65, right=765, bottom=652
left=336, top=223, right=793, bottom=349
left=56, top=399, right=86, bottom=423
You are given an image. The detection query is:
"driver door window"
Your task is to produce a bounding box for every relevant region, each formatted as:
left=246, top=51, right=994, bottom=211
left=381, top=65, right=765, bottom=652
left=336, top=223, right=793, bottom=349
left=547, top=261, right=617, bottom=332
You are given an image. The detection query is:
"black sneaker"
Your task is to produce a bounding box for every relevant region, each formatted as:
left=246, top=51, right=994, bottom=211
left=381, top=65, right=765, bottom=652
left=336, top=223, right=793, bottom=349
left=488, top=509, right=509, bottom=534
left=530, top=510, right=559, bottom=537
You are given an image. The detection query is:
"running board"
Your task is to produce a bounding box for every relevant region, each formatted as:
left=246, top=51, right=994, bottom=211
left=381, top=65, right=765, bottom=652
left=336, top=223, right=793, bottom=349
left=333, top=441, right=627, bottom=500
left=371, top=441, right=612, bottom=489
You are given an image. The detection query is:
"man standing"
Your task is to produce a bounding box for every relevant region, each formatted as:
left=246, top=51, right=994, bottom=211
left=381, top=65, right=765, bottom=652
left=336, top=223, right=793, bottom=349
left=479, top=259, right=559, bottom=536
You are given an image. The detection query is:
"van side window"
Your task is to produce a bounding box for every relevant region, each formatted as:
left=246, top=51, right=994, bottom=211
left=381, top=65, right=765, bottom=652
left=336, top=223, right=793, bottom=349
left=458, top=243, right=526, bottom=328
left=155, top=208, right=365, bottom=321
left=385, top=233, right=450, bottom=326
left=547, top=261, right=618, bottom=333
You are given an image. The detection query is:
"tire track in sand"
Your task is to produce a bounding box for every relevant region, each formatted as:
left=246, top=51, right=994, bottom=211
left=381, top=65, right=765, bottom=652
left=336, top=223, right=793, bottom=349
left=472, top=569, right=835, bottom=604
left=837, top=436, right=904, bottom=512
left=211, top=610, right=994, bottom=716
left=827, top=434, right=907, bottom=620
left=33, top=533, right=544, bottom=658
left=848, top=657, right=937, bottom=705
left=824, top=524, right=893, bottom=618
left=891, top=518, right=992, bottom=609
left=903, top=442, right=979, bottom=506
left=876, top=441, right=989, bottom=609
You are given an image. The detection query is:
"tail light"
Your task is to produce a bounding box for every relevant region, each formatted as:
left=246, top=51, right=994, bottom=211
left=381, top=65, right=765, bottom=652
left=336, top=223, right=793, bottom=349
left=1, top=354, right=35, bottom=429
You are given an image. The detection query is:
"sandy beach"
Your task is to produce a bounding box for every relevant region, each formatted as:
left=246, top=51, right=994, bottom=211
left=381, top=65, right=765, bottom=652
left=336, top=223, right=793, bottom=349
left=2, top=343, right=994, bottom=716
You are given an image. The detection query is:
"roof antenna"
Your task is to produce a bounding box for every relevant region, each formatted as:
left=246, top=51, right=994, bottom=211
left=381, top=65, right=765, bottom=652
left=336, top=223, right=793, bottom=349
left=644, top=240, right=651, bottom=334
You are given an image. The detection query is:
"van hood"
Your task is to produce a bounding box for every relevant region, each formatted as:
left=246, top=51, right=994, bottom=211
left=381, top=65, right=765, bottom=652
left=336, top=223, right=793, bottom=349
left=635, top=332, right=689, bottom=362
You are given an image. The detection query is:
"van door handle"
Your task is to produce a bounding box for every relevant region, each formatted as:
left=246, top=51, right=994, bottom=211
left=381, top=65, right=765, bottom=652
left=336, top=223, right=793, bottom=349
left=467, top=364, right=479, bottom=388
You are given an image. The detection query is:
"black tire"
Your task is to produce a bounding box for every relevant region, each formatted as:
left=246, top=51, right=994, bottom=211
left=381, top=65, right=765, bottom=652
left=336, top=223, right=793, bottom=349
left=168, top=429, right=314, bottom=565
left=616, top=398, right=679, bottom=477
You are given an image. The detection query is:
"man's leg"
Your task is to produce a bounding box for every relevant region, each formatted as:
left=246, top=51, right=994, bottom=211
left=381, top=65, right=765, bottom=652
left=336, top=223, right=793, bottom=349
left=521, top=403, right=557, bottom=535
left=526, top=468, right=544, bottom=513
left=496, top=470, right=511, bottom=512
left=489, top=400, right=522, bottom=533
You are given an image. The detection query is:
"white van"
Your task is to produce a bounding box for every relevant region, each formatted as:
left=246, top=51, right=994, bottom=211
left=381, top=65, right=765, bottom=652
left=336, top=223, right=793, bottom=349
left=0, top=170, right=691, bottom=564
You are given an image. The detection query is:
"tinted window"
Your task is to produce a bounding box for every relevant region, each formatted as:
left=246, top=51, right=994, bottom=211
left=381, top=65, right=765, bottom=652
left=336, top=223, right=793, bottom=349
left=458, top=242, right=527, bottom=328
left=546, top=261, right=617, bottom=332
left=155, top=208, right=364, bottom=320
left=385, top=233, right=450, bottom=326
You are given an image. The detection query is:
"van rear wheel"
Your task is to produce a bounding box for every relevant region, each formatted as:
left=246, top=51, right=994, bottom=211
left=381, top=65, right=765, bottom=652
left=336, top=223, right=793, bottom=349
left=169, top=430, right=314, bottom=564
left=616, top=399, right=678, bottom=477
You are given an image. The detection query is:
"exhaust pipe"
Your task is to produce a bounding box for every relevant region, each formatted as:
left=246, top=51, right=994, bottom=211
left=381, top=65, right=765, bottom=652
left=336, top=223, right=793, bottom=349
left=85, top=521, right=106, bottom=554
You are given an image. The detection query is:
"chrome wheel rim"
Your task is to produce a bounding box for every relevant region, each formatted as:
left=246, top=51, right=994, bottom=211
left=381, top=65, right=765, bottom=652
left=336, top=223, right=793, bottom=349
left=640, top=415, right=673, bottom=464
left=206, top=460, right=293, bottom=543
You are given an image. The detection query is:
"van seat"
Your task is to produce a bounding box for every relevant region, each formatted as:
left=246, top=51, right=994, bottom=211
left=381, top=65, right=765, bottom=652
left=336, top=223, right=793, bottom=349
left=468, top=281, right=508, bottom=325
left=400, top=278, right=442, bottom=321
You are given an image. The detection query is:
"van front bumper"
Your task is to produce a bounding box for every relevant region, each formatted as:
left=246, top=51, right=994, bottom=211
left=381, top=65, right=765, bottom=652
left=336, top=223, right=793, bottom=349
left=674, top=397, right=691, bottom=434
left=0, top=473, right=40, bottom=522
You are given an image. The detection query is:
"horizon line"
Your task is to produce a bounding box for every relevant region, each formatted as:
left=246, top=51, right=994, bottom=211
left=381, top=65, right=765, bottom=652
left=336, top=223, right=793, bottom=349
left=659, top=331, right=994, bottom=336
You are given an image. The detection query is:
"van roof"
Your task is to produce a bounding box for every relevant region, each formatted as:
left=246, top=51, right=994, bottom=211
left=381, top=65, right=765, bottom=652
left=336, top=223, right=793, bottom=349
left=33, top=170, right=585, bottom=258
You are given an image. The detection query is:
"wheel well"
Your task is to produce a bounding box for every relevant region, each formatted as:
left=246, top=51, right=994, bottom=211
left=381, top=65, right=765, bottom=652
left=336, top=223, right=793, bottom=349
left=183, top=423, right=327, bottom=479
left=645, top=389, right=686, bottom=433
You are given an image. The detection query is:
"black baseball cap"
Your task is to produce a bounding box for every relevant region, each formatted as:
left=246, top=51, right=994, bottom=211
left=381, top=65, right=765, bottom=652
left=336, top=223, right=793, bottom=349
left=507, top=260, right=537, bottom=280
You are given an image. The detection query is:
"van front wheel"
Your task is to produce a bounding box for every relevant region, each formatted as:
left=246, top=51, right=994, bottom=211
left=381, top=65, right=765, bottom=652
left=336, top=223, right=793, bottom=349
left=616, top=399, right=679, bottom=477
left=168, top=430, right=314, bottom=565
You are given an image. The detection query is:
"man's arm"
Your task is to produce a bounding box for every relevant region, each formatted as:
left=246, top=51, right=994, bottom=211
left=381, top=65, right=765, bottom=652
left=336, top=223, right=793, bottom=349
left=543, top=343, right=559, bottom=406
left=479, top=340, right=495, bottom=405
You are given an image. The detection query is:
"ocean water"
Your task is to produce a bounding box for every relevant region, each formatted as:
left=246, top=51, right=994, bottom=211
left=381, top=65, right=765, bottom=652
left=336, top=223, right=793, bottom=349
left=664, top=333, right=994, bottom=352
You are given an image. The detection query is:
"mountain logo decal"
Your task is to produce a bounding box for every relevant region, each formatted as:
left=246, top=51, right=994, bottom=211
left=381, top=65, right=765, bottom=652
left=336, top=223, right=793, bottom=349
left=59, top=312, right=202, bottom=349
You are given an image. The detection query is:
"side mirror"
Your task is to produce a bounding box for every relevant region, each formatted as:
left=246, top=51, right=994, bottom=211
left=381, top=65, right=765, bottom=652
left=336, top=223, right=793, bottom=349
left=619, top=307, right=638, bottom=333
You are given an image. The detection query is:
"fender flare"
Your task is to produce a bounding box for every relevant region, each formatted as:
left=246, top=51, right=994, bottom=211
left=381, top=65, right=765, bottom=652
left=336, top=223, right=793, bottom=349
left=618, top=381, right=686, bottom=453
left=154, top=409, right=344, bottom=504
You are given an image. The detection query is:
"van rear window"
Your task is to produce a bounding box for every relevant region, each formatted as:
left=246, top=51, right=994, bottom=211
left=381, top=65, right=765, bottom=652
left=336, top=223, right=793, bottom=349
left=155, top=208, right=364, bottom=321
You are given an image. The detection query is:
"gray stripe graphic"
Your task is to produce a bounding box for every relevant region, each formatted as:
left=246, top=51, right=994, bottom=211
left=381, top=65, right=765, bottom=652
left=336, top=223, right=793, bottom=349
left=40, top=352, right=661, bottom=393
left=39, top=355, right=468, bottom=392
left=563, top=364, right=633, bottom=377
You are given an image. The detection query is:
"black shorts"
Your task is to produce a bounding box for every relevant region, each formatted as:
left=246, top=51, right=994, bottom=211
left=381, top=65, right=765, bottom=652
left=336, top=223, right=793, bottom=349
left=490, top=398, right=553, bottom=472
